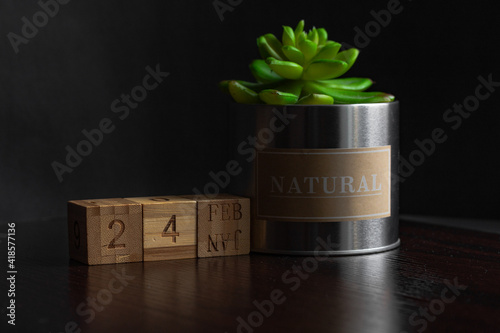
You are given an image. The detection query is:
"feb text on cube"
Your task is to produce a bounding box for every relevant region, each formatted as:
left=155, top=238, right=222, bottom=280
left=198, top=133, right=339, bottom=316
left=181, top=194, right=250, bottom=258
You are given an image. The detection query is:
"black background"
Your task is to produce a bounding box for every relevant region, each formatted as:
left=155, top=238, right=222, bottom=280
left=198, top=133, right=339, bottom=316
left=1, top=0, right=499, bottom=224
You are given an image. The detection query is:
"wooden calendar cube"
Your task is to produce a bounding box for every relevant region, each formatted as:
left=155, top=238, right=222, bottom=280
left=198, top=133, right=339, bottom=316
left=126, top=196, right=197, bottom=261
left=181, top=194, right=250, bottom=258
left=67, top=198, right=143, bottom=265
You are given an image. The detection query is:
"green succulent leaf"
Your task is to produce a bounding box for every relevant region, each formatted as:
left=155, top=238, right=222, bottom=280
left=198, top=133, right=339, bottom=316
left=307, top=28, right=319, bottom=45
left=249, top=59, right=284, bottom=83
left=334, top=48, right=360, bottom=73
left=311, top=41, right=342, bottom=61
left=302, top=59, right=348, bottom=80
left=228, top=81, right=261, bottom=104
left=266, top=57, right=303, bottom=80
left=298, top=39, right=318, bottom=63
left=257, top=35, right=286, bottom=61
left=282, top=45, right=305, bottom=65
left=282, top=25, right=295, bottom=47
left=297, top=31, right=307, bottom=46
left=259, top=89, right=299, bottom=105
left=317, top=28, right=328, bottom=46
left=219, top=80, right=231, bottom=94
left=219, top=79, right=281, bottom=94
left=257, top=36, right=274, bottom=60
left=274, top=80, right=304, bottom=97
left=316, top=77, right=373, bottom=91
left=305, top=81, right=395, bottom=103
left=294, top=20, right=305, bottom=43
left=297, top=93, right=334, bottom=105
left=221, top=20, right=395, bottom=105
left=265, top=33, right=286, bottom=59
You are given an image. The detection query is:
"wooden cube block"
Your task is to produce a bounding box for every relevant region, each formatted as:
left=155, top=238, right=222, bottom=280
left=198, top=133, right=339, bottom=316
left=67, top=198, right=143, bottom=265
left=126, top=196, right=197, bottom=261
left=181, top=194, right=250, bottom=258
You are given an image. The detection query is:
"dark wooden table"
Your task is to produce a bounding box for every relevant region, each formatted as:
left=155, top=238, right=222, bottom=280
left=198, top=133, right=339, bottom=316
left=2, top=217, right=500, bottom=333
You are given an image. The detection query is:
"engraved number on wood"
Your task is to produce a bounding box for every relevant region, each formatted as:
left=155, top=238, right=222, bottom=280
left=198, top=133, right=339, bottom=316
left=151, top=198, right=169, bottom=201
left=107, top=220, right=126, bottom=249
left=74, top=220, right=80, bottom=249
left=162, top=215, right=179, bottom=243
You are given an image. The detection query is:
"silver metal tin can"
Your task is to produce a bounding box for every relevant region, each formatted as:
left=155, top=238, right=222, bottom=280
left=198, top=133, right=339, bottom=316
left=229, top=102, right=399, bottom=255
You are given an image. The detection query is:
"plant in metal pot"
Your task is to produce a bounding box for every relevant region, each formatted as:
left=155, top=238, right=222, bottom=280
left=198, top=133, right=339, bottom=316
left=223, top=20, right=399, bottom=256
left=219, top=20, right=395, bottom=105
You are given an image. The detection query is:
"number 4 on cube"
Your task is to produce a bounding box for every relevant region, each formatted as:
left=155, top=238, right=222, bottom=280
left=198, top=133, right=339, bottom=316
left=127, top=196, right=197, bottom=261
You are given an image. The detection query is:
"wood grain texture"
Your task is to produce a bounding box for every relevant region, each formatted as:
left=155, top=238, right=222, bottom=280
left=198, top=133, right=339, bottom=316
left=181, top=194, right=250, bottom=258
left=9, top=218, right=500, bottom=332
left=126, top=196, right=197, bottom=261
left=67, top=198, right=142, bottom=265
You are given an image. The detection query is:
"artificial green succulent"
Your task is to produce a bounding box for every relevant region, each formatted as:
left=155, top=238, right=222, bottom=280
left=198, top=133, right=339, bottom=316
left=219, top=20, right=395, bottom=105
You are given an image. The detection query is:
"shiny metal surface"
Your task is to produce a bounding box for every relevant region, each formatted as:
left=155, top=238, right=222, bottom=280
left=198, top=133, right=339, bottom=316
left=229, top=102, right=399, bottom=255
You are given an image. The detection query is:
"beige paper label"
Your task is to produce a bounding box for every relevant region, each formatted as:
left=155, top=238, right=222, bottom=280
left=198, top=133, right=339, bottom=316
left=256, top=146, right=391, bottom=222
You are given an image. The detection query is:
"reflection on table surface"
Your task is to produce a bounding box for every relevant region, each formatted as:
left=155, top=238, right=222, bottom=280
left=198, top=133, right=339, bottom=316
left=5, top=218, right=500, bottom=332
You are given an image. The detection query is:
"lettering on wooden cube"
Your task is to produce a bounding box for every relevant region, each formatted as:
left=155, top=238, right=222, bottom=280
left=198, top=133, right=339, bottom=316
left=181, top=194, right=250, bottom=258
left=67, top=198, right=143, bottom=265
left=126, top=196, right=197, bottom=261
